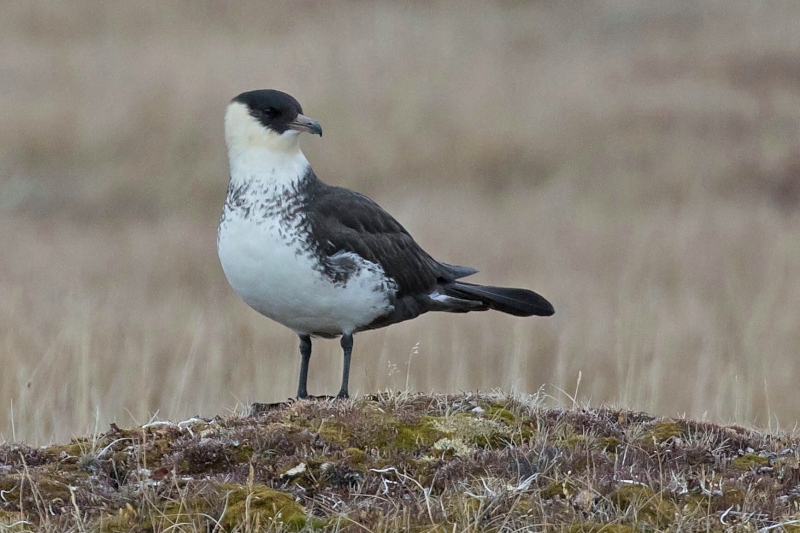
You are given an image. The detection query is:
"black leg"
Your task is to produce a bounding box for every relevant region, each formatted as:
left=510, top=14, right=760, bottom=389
left=336, top=333, right=354, bottom=399
left=297, top=334, right=312, bottom=399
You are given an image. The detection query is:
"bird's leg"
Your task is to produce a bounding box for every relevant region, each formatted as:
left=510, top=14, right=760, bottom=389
left=297, top=334, right=312, bottom=399
left=336, top=333, right=354, bottom=399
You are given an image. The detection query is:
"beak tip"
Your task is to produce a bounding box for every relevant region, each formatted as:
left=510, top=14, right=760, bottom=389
left=289, top=114, right=323, bottom=137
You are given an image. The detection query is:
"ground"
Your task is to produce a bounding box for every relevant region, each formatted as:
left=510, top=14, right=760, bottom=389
left=1, top=392, right=799, bottom=532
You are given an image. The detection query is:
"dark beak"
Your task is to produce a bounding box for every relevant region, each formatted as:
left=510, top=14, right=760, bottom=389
left=288, top=113, right=322, bottom=136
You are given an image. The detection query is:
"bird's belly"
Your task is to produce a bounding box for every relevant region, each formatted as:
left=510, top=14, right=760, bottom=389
left=217, top=216, right=393, bottom=335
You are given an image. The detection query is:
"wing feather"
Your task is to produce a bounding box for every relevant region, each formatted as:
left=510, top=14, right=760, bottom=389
left=305, top=183, right=457, bottom=297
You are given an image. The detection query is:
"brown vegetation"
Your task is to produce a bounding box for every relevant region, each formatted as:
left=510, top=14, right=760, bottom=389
left=2, top=392, right=800, bottom=532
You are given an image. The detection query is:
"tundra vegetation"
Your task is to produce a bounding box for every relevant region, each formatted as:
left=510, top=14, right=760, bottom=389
left=1, top=392, right=799, bottom=532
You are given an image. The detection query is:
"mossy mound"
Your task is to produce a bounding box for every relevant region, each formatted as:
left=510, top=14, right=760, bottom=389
left=1, top=392, right=798, bottom=532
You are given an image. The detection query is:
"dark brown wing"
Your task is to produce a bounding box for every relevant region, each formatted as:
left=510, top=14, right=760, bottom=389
left=304, top=181, right=465, bottom=298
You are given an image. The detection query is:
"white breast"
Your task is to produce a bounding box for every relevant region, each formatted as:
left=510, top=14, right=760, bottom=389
left=217, top=156, right=394, bottom=336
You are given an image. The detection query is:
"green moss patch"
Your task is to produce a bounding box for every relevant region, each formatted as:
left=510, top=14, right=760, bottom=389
left=219, top=484, right=307, bottom=531
left=731, top=453, right=770, bottom=470
left=645, top=420, right=686, bottom=443
left=393, top=415, right=444, bottom=450
left=485, top=404, right=517, bottom=423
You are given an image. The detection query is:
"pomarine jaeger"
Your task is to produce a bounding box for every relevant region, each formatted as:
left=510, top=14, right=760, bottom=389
left=217, top=89, right=554, bottom=400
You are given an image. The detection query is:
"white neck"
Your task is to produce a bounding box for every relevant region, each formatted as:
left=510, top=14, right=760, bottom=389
left=224, top=102, right=311, bottom=188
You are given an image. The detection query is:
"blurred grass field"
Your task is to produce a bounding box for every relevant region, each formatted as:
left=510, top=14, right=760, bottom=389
left=2, top=0, right=800, bottom=443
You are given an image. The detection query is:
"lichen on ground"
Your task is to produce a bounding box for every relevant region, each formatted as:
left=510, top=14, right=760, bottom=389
left=1, top=391, right=799, bottom=532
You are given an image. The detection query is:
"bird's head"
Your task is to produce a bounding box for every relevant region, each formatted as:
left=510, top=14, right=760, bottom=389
left=225, top=89, right=322, bottom=156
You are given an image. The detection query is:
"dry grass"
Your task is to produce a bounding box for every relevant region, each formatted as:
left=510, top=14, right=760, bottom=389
left=3, top=1, right=800, bottom=443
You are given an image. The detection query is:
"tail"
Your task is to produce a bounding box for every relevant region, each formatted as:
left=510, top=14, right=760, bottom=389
left=444, top=281, right=555, bottom=317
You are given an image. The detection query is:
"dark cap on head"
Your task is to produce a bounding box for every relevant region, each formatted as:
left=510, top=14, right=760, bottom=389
left=232, top=89, right=322, bottom=136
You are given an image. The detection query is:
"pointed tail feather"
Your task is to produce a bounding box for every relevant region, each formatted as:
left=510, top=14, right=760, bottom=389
left=444, top=281, right=554, bottom=317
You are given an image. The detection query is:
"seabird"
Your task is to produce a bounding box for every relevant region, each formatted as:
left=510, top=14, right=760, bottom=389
left=217, top=89, right=554, bottom=399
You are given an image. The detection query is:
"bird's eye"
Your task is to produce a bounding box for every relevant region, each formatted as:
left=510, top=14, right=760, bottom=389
left=265, top=107, right=278, bottom=118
